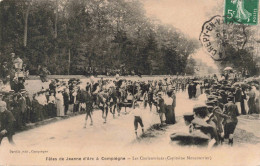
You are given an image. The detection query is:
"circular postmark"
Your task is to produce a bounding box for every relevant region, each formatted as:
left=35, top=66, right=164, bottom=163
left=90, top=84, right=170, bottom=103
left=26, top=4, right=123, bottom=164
left=199, top=15, right=247, bottom=61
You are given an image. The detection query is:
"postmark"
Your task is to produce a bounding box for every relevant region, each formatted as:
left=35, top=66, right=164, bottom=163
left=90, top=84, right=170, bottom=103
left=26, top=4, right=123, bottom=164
left=199, top=15, right=247, bottom=61
left=224, top=0, right=259, bottom=25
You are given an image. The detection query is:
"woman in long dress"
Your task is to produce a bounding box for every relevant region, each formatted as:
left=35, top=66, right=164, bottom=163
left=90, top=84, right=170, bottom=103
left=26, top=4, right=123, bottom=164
left=164, top=91, right=176, bottom=124
left=196, top=83, right=201, bottom=98
left=48, top=92, right=56, bottom=117
left=56, top=91, right=64, bottom=116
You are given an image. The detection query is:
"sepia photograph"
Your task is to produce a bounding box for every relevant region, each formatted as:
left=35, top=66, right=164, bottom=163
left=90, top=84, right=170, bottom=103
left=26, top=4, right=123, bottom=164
left=0, top=0, right=259, bottom=165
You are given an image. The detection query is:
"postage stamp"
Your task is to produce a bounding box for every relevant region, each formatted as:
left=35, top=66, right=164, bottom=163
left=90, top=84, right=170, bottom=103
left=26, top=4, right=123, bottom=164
left=199, top=15, right=247, bottom=61
left=224, top=0, right=259, bottom=25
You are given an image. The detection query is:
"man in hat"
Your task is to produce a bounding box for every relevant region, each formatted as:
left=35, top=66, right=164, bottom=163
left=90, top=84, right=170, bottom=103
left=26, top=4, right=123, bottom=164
left=0, top=101, right=16, bottom=145
left=207, top=95, right=217, bottom=101
left=192, top=105, right=220, bottom=146
left=223, top=96, right=239, bottom=146
left=219, top=90, right=228, bottom=105
left=208, top=100, right=229, bottom=144
left=49, top=80, right=57, bottom=96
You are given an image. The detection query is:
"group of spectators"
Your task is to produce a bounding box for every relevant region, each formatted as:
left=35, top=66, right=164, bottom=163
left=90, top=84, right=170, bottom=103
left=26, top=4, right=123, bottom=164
left=1, top=72, right=259, bottom=146
left=0, top=75, right=190, bottom=144
left=180, top=73, right=260, bottom=147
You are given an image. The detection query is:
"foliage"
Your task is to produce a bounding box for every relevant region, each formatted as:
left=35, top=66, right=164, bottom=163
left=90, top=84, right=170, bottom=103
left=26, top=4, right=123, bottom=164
left=0, top=0, right=199, bottom=75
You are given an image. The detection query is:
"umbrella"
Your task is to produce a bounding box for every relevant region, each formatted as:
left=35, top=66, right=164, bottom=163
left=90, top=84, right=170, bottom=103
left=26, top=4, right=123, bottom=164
left=191, top=118, right=211, bottom=128
left=224, top=67, right=233, bottom=71
left=170, top=132, right=192, bottom=141
left=170, top=131, right=210, bottom=145
left=232, top=82, right=249, bottom=88
left=244, top=77, right=260, bottom=85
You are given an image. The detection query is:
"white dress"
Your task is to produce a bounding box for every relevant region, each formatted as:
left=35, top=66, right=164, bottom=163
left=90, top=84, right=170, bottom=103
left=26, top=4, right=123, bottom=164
left=196, top=84, right=201, bottom=98
left=56, top=92, right=64, bottom=116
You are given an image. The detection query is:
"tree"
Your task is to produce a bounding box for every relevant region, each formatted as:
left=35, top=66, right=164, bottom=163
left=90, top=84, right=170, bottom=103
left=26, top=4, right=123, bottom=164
left=0, top=0, right=199, bottom=75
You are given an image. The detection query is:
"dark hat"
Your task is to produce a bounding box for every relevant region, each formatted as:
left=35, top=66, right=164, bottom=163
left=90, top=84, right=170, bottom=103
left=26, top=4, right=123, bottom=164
left=205, top=89, right=210, bottom=94
left=222, top=80, right=228, bottom=84
left=206, top=101, right=215, bottom=106
left=227, top=95, right=234, bottom=100
left=219, top=90, right=225, bottom=94
left=183, top=113, right=194, bottom=123
left=193, top=104, right=207, bottom=111
left=220, top=86, right=225, bottom=90
left=193, top=105, right=208, bottom=118
left=212, top=99, right=218, bottom=103
left=212, top=92, right=218, bottom=95
left=207, top=95, right=217, bottom=100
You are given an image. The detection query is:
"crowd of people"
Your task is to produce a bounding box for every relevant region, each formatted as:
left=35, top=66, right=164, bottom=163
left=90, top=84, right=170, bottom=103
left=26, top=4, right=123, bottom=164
left=0, top=75, right=191, bottom=145
left=176, top=71, right=260, bottom=147
left=0, top=69, right=259, bottom=146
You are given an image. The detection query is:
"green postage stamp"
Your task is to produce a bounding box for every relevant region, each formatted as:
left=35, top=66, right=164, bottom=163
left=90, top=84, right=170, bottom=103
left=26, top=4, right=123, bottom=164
left=224, top=0, right=259, bottom=25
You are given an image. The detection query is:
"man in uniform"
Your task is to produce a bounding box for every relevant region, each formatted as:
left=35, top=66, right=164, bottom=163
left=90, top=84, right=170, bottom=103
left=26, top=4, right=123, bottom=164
left=0, top=101, right=16, bottom=145
left=223, top=96, right=239, bottom=146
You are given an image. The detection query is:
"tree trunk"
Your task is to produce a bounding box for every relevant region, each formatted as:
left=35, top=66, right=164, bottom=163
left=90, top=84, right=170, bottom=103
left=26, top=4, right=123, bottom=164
left=54, top=0, right=58, bottom=39
left=68, top=49, right=71, bottom=75
left=23, top=4, right=30, bottom=47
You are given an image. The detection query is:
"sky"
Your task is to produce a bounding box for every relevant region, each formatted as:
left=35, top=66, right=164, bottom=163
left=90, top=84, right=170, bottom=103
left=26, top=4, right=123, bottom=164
left=143, top=0, right=221, bottom=69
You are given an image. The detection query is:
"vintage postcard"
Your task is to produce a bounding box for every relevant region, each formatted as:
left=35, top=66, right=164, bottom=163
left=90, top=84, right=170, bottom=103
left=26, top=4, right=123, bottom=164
left=0, top=0, right=259, bottom=165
